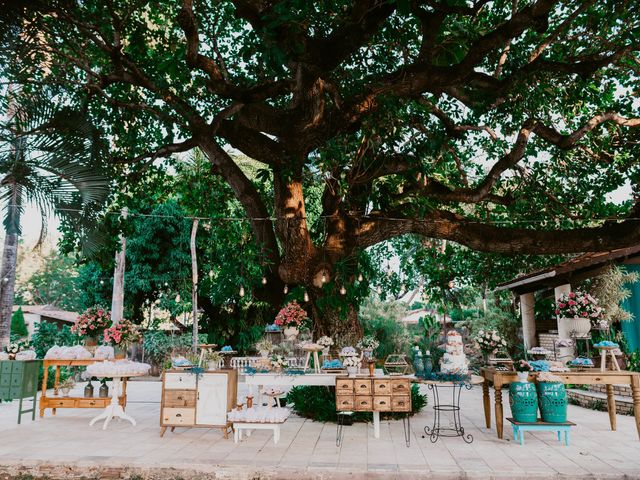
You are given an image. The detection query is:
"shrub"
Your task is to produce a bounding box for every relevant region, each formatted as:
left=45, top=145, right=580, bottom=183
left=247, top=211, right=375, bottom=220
left=359, top=298, right=411, bottom=359
left=286, top=384, right=426, bottom=422
left=31, top=322, right=80, bottom=358
left=11, top=307, right=28, bottom=338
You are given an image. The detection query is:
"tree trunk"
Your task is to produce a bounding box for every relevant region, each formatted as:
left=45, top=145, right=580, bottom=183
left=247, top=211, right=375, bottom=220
left=190, top=218, right=199, bottom=352
left=110, top=207, right=127, bottom=325
left=0, top=185, right=21, bottom=349
left=307, top=287, right=362, bottom=344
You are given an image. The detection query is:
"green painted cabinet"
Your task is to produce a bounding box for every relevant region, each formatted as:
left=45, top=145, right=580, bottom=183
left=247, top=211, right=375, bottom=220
left=0, top=360, right=41, bottom=423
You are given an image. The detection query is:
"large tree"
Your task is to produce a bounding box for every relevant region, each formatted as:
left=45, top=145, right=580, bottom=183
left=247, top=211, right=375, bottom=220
left=4, top=0, right=640, bottom=335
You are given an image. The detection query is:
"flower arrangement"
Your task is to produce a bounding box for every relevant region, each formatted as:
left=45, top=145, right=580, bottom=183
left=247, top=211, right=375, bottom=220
left=356, top=335, right=379, bottom=351
left=270, top=354, right=288, bottom=370
left=5, top=343, right=23, bottom=355
left=317, top=336, right=334, bottom=348
left=255, top=338, right=274, bottom=354
left=339, top=346, right=358, bottom=357
left=514, top=360, right=532, bottom=372
left=274, top=301, right=308, bottom=328
left=474, top=329, right=507, bottom=355
left=102, top=319, right=140, bottom=346
left=555, top=290, right=604, bottom=326
left=342, top=355, right=361, bottom=368
left=72, top=306, right=112, bottom=337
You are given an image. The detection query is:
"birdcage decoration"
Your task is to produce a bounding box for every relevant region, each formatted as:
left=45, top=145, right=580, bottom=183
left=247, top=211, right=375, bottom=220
left=383, top=354, right=412, bottom=375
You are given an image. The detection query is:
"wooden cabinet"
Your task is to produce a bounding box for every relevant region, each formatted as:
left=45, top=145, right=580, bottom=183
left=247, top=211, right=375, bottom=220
left=1, top=360, right=41, bottom=424
left=160, top=369, right=237, bottom=438
left=335, top=376, right=412, bottom=413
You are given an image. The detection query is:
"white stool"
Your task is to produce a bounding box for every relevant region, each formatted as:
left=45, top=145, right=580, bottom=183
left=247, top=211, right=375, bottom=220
left=233, top=422, right=283, bottom=444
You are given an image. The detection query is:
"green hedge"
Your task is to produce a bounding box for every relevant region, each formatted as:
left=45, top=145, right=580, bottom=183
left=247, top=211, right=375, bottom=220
left=285, top=383, right=427, bottom=422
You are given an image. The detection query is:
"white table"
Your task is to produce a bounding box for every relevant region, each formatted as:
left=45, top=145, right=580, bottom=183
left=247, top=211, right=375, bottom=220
left=241, top=371, right=386, bottom=438
left=89, top=373, right=144, bottom=430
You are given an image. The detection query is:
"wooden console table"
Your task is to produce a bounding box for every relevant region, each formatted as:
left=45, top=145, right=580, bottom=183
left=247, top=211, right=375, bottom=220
left=480, top=367, right=640, bottom=440
left=40, top=359, right=127, bottom=417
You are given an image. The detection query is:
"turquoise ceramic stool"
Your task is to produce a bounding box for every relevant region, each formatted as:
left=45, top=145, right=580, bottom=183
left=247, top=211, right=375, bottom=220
left=506, top=417, right=575, bottom=446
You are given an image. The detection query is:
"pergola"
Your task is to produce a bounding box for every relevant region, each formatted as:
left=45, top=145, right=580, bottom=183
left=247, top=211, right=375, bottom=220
left=496, top=245, right=640, bottom=350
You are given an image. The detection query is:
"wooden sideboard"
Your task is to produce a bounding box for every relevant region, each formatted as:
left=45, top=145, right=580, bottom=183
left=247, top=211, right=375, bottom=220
left=160, top=369, right=238, bottom=438
left=1, top=360, right=41, bottom=423
left=336, top=376, right=412, bottom=413
left=40, top=359, right=127, bottom=417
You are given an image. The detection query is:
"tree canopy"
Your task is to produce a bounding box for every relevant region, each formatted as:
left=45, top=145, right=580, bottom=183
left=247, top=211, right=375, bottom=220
left=3, top=0, right=639, bottom=333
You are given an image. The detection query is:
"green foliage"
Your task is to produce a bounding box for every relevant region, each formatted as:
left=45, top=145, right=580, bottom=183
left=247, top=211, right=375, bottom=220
left=628, top=351, right=640, bottom=373
left=589, top=266, right=639, bottom=324
left=11, top=307, right=28, bottom=338
left=286, top=384, right=427, bottom=422
left=359, top=298, right=411, bottom=358
left=142, top=330, right=192, bottom=366
left=469, top=302, right=521, bottom=357
left=30, top=322, right=80, bottom=359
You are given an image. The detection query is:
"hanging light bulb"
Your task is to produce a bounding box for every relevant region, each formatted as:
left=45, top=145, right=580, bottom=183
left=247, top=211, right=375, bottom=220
left=175, top=294, right=181, bottom=303
left=208, top=270, right=214, bottom=278
left=164, top=282, right=169, bottom=287
left=303, top=290, right=310, bottom=302
left=321, top=272, right=327, bottom=284
left=340, top=285, right=346, bottom=295
left=357, top=273, right=363, bottom=282
left=283, top=284, right=289, bottom=294
left=239, top=285, right=245, bottom=297
left=100, top=280, right=104, bottom=285
left=261, top=276, right=268, bottom=285
left=376, top=285, right=382, bottom=295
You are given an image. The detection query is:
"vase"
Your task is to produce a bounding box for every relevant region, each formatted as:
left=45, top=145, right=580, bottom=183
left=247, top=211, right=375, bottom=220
left=84, top=380, right=94, bottom=397
left=413, top=353, right=424, bottom=375
left=61, top=387, right=71, bottom=397
left=99, top=382, right=109, bottom=398
left=260, top=350, right=270, bottom=358
left=538, top=382, right=568, bottom=423
left=516, top=372, right=530, bottom=383
left=114, top=346, right=126, bottom=360
left=283, top=326, right=299, bottom=340
left=8, top=353, right=16, bottom=360
left=346, top=366, right=358, bottom=378
left=322, top=347, right=330, bottom=357
left=509, top=382, right=538, bottom=423
left=208, top=360, right=219, bottom=371
left=362, top=348, right=374, bottom=361
left=423, top=354, right=433, bottom=376
left=367, top=361, right=375, bottom=377
left=84, top=337, right=98, bottom=347
left=560, top=317, right=591, bottom=337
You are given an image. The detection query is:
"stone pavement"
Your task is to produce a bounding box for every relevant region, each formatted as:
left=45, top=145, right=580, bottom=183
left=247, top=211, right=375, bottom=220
left=0, top=380, right=639, bottom=479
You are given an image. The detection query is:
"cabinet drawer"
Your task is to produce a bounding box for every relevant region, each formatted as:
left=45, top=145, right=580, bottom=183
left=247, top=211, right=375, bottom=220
left=1, top=362, right=11, bottom=374
left=10, top=375, right=22, bottom=387
left=47, top=398, right=76, bottom=408
left=77, top=398, right=104, bottom=408
left=164, top=373, right=197, bottom=390
left=11, top=363, right=23, bottom=374
left=162, top=407, right=195, bottom=426
left=0, top=375, right=10, bottom=387
left=336, top=395, right=354, bottom=411
left=391, top=395, right=411, bottom=412
left=355, top=395, right=372, bottom=411
left=355, top=379, right=372, bottom=395
left=164, top=389, right=196, bottom=407
left=373, top=379, right=391, bottom=394
left=391, top=379, right=411, bottom=395
left=336, top=378, right=354, bottom=393
left=373, top=396, right=391, bottom=412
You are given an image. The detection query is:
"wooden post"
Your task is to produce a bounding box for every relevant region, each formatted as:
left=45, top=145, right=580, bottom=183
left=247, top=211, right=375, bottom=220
left=110, top=207, right=128, bottom=325
left=190, top=219, right=199, bottom=353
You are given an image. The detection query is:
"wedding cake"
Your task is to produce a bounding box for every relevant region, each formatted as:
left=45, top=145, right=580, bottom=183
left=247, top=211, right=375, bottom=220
left=440, top=330, right=468, bottom=374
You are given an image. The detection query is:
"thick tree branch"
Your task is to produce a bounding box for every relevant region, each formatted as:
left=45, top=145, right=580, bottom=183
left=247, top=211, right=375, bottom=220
left=111, top=138, right=198, bottom=164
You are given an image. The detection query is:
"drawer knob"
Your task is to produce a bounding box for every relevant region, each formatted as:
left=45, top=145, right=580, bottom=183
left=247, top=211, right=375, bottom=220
left=380, top=401, right=386, bottom=405
left=176, top=413, right=182, bottom=417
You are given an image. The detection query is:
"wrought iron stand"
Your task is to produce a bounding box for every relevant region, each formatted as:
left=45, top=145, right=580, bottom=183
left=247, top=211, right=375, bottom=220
left=423, top=381, right=473, bottom=443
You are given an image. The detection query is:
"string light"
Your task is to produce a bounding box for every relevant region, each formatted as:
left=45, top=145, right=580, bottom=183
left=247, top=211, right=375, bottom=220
left=100, top=280, right=104, bottom=285
left=321, top=272, right=327, bottom=284
left=208, top=270, right=214, bottom=278
left=239, top=285, right=245, bottom=297
left=357, top=273, right=363, bottom=282
left=303, top=290, right=309, bottom=302
left=261, top=276, right=268, bottom=285
left=340, top=285, right=346, bottom=295
left=283, top=284, right=288, bottom=294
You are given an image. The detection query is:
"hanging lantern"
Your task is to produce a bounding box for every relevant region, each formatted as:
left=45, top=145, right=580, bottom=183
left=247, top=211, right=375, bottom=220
left=303, top=291, right=309, bottom=302
left=283, top=284, right=289, bottom=294
left=357, top=273, right=363, bottom=282
left=321, top=272, right=327, bottom=284
left=239, top=285, right=245, bottom=297
left=261, top=276, right=268, bottom=285
left=340, top=285, right=347, bottom=295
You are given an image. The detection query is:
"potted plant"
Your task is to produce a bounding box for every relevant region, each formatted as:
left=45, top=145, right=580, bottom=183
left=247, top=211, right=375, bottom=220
left=317, top=336, right=334, bottom=356
left=537, top=372, right=568, bottom=423
left=270, top=354, right=288, bottom=373
left=102, top=319, right=141, bottom=359
left=204, top=351, right=223, bottom=370
left=60, top=378, right=75, bottom=397
left=514, top=360, right=532, bottom=383
left=357, top=336, right=379, bottom=360
left=255, top=338, right=274, bottom=358
left=555, top=289, right=603, bottom=337
left=473, top=329, right=507, bottom=364
left=5, top=343, right=23, bottom=360
left=343, top=355, right=361, bottom=378
left=275, top=301, right=308, bottom=340
left=72, top=306, right=112, bottom=346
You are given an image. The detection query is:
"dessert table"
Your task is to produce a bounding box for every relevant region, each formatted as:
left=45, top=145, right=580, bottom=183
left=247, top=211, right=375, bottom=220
left=480, top=367, right=640, bottom=440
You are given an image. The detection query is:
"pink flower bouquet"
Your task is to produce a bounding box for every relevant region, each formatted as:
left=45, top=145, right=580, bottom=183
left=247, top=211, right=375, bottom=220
left=72, top=306, right=112, bottom=338
left=555, top=290, right=604, bottom=327
left=274, top=301, right=308, bottom=328
left=103, top=319, right=141, bottom=346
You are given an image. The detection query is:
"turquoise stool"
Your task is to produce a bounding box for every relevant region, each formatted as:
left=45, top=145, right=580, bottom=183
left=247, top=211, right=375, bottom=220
left=506, top=417, right=575, bottom=446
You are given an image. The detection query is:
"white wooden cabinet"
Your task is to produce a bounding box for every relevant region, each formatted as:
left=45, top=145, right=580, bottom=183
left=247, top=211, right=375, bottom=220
left=160, top=369, right=237, bottom=438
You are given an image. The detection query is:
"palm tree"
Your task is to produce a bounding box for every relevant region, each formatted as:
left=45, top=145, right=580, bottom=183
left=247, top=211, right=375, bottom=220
left=0, top=91, right=110, bottom=347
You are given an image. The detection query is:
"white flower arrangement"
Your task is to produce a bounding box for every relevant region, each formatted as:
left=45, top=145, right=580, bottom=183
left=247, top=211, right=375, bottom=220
left=339, top=346, right=358, bottom=357
left=474, top=329, right=507, bottom=355
left=356, top=336, right=379, bottom=350
left=5, top=343, right=23, bottom=355
left=317, top=336, right=334, bottom=348
left=270, top=354, right=289, bottom=370
left=342, top=355, right=361, bottom=368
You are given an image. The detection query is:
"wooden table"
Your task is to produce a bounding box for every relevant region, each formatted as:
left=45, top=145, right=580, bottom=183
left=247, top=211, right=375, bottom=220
left=40, top=359, right=127, bottom=417
left=480, top=367, right=640, bottom=440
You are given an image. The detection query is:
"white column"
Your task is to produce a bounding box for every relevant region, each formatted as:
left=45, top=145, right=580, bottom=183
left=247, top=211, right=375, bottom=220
left=520, top=293, right=537, bottom=349
left=555, top=284, right=572, bottom=360
left=110, top=208, right=128, bottom=325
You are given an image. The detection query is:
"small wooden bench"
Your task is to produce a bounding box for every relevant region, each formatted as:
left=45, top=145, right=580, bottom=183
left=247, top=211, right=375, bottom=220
left=233, top=421, right=284, bottom=444
left=507, top=418, right=576, bottom=446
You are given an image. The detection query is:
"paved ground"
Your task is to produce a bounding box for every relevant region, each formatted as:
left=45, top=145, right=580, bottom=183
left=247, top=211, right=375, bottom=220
left=1, top=380, right=639, bottom=479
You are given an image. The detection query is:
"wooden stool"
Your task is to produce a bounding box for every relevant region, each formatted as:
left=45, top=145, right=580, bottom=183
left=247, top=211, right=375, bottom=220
left=598, top=347, right=621, bottom=372
left=197, top=344, right=218, bottom=367
left=303, top=348, right=322, bottom=373
left=507, top=418, right=575, bottom=446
